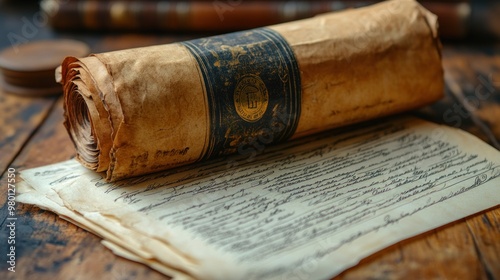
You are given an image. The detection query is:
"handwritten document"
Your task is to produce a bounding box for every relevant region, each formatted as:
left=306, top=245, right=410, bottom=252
left=18, top=117, right=500, bottom=280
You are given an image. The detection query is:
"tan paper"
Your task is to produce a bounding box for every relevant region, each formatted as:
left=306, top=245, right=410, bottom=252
left=18, top=117, right=500, bottom=279
left=58, top=0, right=444, bottom=181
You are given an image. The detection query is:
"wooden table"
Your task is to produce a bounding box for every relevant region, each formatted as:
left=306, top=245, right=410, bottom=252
left=1, top=5, right=499, bottom=280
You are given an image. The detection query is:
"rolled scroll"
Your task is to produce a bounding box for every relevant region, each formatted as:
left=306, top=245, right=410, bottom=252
left=59, top=0, right=444, bottom=181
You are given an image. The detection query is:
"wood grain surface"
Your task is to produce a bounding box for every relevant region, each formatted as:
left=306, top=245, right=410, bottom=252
left=0, top=4, right=499, bottom=279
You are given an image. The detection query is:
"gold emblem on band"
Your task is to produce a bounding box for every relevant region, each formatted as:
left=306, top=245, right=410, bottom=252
left=234, top=75, right=269, bottom=122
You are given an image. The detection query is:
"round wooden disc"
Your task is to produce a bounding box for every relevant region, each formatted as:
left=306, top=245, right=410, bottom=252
left=0, top=74, right=62, bottom=96
left=0, top=39, right=90, bottom=72
left=0, top=39, right=90, bottom=96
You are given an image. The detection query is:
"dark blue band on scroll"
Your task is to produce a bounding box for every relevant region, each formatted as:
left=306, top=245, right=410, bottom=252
left=181, top=28, right=301, bottom=160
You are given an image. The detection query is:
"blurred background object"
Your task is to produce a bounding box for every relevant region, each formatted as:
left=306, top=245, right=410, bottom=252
left=33, top=0, right=500, bottom=41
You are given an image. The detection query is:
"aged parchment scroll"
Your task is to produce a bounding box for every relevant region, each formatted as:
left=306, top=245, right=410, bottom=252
left=58, top=0, right=444, bottom=181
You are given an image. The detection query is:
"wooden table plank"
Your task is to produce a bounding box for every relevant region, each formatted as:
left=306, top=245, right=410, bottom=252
left=417, top=45, right=500, bottom=149
left=443, top=47, right=500, bottom=149
left=466, top=209, right=500, bottom=278
left=0, top=90, right=57, bottom=174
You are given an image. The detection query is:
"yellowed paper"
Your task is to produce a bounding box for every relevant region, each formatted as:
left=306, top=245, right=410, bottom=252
left=18, top=117, right=500, bottom=279
left=58, top=0, right=444, bottom=181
